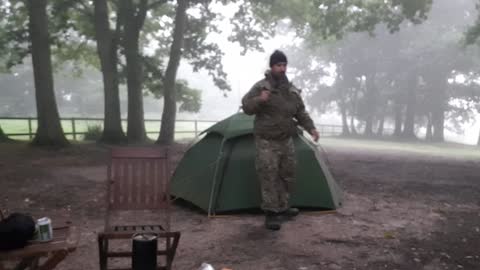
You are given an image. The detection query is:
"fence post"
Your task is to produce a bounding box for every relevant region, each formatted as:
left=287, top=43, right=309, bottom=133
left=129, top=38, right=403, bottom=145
left=194, top=120, right=198, bottom=137
left=28, top=118, right=33, bottom=139
left=71, top=118, right=76, bottom=141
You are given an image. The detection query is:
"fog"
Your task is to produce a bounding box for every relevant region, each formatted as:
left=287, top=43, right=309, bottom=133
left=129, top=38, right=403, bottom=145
left=1, top=0, right=480, bottom=145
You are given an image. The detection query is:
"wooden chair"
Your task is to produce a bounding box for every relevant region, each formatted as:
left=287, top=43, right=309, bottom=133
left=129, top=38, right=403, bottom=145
left=98, top=147, right=181, bottom=270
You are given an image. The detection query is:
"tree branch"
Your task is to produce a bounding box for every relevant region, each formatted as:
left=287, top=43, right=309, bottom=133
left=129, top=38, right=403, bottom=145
left=76, top=0, right=94, bottom=18
left=115, top=0, right=126, bottom=42
left=135, top=0, right=149, bottom=32
left=147, top=0, right=168, bottom=10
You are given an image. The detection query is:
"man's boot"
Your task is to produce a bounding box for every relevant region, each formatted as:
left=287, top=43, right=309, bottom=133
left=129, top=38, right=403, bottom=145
left=265, top=211, right=281, bottom=230
left=280, top=207, right=299, bottom=220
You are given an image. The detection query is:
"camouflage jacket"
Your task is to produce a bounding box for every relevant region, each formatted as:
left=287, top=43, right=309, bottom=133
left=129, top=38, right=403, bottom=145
left=242, top=73, right=315, bottom=140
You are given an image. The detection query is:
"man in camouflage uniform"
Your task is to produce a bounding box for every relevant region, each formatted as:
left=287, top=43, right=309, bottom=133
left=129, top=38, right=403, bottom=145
left=242, top=50, right=319, bottom=230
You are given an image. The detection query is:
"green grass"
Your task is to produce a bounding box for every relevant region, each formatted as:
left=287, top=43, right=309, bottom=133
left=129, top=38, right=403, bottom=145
left=319, top=137, right=480, bottom=160
left=3, top=119, right=479, bottom=160
left=0, top=119, right=216, bottom=141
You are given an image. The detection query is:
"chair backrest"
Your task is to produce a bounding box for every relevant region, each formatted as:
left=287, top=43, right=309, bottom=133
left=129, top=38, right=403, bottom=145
left=106, top=147, right=171, bottom=214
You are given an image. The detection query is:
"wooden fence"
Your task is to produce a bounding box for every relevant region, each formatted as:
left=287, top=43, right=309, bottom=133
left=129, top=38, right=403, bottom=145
left=0, top=116, right=351, bottom=140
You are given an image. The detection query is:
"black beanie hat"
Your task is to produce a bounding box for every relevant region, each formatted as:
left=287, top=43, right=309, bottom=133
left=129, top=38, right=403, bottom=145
left=269, top=50, right=288, bottom=67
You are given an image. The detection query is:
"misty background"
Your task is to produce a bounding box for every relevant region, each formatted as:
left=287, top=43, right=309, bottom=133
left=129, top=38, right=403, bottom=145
left=1, top=0, right=480, bottom=145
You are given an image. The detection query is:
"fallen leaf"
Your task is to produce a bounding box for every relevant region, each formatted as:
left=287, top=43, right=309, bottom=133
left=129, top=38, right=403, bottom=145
left=384, top=231, right=395, bottom=239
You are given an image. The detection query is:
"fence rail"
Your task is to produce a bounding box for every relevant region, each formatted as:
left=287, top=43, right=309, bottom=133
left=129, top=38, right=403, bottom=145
left=0, top=116, right=348, bottom=141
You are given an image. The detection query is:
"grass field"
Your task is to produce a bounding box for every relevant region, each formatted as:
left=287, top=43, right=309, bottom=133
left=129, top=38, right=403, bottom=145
left=319, top=137, right=480, bottom=160
left=2, top=118, right=480, bottom=159
left=0, top=118, right=216, bottom=141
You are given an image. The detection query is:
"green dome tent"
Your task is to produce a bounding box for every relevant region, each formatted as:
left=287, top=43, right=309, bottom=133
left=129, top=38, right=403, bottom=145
left=170, top=113, right=342, bottom=216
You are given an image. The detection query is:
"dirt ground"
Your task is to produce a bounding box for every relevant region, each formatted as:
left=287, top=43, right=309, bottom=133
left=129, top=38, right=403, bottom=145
left=0, top=141, right=479, bottom=270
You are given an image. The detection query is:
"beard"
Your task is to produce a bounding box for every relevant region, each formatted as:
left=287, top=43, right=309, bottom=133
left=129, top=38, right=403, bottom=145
left=271, top=71, right=289, bottom=91
left=272, top=71, right=287, bottom=81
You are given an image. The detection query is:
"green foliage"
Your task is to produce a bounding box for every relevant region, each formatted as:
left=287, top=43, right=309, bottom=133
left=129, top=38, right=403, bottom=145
left=142, top=55, right=166, bottom=95
left=83, top=124, right=103, bottom=141
left=176, top=80, right=201, bottom=113
left=142, top=52, right=201, bottom=113
left=245, top=0, right=432, bottom=43
left=228, top=1, right=277, bottom=54
left=48, top=0, right=98, bottom=75
left=182, top=1, right=231, bottom=92
left=287, top=0, right=479, bottom=138
left=0, top=0, right=438, bottom=123
left=0, top=0, right=97, bottom=76
left=52, top=41, right=100, bottom=77
left=0, top=0, right=30, bottom=70
left=466, top=1, right=480, bottom=45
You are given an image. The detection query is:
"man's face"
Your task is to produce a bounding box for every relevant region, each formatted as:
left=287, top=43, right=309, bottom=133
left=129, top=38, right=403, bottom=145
left=271, top=63, right=287, bottom=78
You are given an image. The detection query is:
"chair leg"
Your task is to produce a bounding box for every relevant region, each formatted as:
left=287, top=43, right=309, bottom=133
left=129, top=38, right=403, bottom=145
left=165, top=234, right=180, bottom=270
left=165, top=239, right=173, bottom=270
left=30, top=257, right=39, bottom=270
left=38, top=250, right=68, bottom=270
left=13, top=257, right=35, bottom=270
left=98, top=235, right=108, bottom=270
left=166, top=252, right=173, bottom=270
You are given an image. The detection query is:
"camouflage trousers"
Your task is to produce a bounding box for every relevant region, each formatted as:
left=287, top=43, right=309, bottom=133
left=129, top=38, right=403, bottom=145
left=255, top=136, right=296, bottom=213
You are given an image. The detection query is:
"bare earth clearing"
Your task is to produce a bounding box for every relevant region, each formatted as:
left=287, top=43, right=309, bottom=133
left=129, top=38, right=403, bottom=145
left=0, top=139, right=479, bottom=270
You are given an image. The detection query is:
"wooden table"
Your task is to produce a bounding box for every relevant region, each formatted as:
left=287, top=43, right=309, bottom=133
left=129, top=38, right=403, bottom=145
left=0, top=226, right=78, bottom=270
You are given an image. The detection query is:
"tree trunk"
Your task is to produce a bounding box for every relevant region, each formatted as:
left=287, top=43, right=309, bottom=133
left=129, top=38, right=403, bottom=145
left=364, top=75, right=376, bottom=137
left=122, top=0, right=147, bottom=143
left=393, top=98, right=403, bottom=137
left=426, top=113, right=433, bottom=141
left=431, top=109, right=445, bottom=142
left=477, top=129, right=480, bottom=146
left=431, top=86, right=446, bottom=142
left=339, top=100, right=350, bottom=136
left=402, top=78, right=417, bottom=139
left=364, top=118, right=374, bottom=136
left=349, top=114, right=357, bottom=135
left=94, top=0, right=126, bottom=143
left=402, top=97, right=416, bottom=138
left=157, top=0, right=188, bottom=145
left=0, top=126, right=11, bottom=142
left=27, top=0, right=69, bottom=147
left=377, top=115, right=385, bottom=136
left=349, top=88, right=359, bottom=136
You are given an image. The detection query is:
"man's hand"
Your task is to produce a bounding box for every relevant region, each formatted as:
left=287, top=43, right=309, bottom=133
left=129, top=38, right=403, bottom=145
left=256, top=89, right=271, bottom=102
left=310, top=129, right=319, bottom=142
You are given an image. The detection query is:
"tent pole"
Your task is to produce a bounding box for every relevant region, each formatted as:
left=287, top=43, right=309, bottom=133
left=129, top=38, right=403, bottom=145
left=208, top=138, right=226, bottom=217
